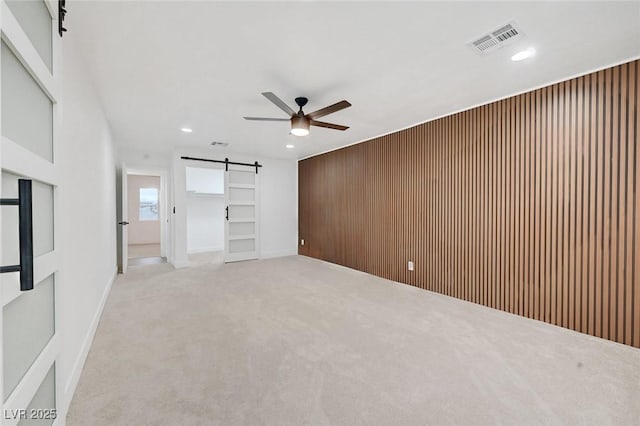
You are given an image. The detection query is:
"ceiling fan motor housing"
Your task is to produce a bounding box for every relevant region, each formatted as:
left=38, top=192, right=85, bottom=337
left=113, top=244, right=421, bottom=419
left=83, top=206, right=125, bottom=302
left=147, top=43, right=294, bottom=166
left=295, top=97, right=309, bottom=110
left=291, top=114, right=310, bottom=130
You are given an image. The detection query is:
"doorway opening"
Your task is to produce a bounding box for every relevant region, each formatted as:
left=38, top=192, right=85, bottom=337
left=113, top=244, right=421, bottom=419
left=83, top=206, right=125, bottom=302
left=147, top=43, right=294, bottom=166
left=127, top=172, right=166, bottom=267
left=186, top=166, right=225, bottom=265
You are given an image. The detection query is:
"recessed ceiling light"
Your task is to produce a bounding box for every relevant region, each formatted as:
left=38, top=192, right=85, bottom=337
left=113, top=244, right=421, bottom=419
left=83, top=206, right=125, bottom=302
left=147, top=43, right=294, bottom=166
left=286, top=144, right=295, bottom=149
left=181, top=127, right=193, bottom=133
left=511, top=47, right=535, bottom=62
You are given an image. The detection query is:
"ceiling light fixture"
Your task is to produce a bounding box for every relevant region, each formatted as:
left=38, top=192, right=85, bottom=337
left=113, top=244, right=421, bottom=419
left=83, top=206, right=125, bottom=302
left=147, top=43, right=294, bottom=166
left=181, top=127, right=193, bottom=133
left=290, top=115, right=310, bottom=137
left=244, top=93, right=350, bottom=136
left=511, top=47, right=535, bottom=62
left=286, top=144, right=295, bottom=149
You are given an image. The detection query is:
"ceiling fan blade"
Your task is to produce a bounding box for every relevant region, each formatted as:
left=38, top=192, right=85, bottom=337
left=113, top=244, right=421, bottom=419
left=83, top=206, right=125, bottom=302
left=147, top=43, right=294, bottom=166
left=262, top=92, right=295, bottom=116
left=244, top=117, right=290, bottom=121
left=310, top=120, right=349, bottom=131
left=307, top=100, right=351, bottom=119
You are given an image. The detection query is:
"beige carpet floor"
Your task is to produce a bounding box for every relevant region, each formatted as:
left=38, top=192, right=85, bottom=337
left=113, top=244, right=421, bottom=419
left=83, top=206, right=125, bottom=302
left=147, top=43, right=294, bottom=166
left=128, top=243, right=161, bottom=259
left=67, top=255, right=640, bottom=425
left=187, top=250, right=224, bottom=265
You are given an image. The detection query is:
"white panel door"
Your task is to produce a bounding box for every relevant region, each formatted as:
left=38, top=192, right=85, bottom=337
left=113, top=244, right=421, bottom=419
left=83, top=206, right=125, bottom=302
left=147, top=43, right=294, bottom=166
left=1, top=1, right=61, bottom=425
left=116, top=165, right=128, bottom=273
left=224, top=166, right=259, bottom=262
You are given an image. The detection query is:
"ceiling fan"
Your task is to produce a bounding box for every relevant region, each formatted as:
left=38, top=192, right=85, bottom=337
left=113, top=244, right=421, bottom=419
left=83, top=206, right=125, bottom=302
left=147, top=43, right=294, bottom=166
left=244, top=92, right=351, bottom=136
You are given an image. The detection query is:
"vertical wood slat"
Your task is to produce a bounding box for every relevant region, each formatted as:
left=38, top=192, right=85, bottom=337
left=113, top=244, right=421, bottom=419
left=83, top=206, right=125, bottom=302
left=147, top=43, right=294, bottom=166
left=547, top=85, right=555, bottom=324
left=593, top=71, right=602, bottom=338
left=624, top=63, right=632, bottom=344
left=603, top=68, right=612, bottom=340
left=551, top=83, right=559, bottom=326
left=575, top=77, right=584, bottom=332
left=634, top=60, right=640, bottom=348
left=298, top=59, right=640, bottom=348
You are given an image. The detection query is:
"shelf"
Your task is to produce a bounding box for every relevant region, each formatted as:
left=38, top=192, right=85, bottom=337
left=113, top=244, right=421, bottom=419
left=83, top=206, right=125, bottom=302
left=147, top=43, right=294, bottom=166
left=228, top=234, right=256, bottom=241
left=228, top=183, right=255, bottom=189
left=228, top=201, right=255, bottom=206
left=187, top=191, right=224, bottom=198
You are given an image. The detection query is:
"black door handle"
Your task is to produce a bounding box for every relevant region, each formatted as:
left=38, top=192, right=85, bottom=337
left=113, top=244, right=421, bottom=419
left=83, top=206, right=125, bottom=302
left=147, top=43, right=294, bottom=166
left=0, top=179, right=34, bottom=291
left=118, top=221, right=129, bottom=226
left=225, top=206, right=229, bottom=221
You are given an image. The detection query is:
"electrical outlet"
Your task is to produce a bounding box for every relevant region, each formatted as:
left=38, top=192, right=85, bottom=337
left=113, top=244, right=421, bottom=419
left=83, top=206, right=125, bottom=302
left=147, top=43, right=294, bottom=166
left=408, top=261, right=414, bottom=271
left=300, top=239, right=305, bottom=246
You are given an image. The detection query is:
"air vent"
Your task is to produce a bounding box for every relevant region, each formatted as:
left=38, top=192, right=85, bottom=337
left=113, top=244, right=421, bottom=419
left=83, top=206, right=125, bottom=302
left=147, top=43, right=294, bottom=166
left=210, top=141, right=229, bottom=147
left=469, top=21, right=523, bottom=55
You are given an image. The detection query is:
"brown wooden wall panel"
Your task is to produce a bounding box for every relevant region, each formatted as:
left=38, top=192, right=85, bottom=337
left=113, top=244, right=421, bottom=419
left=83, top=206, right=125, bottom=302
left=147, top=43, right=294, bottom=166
left=298, top=59, right=640, bottom=348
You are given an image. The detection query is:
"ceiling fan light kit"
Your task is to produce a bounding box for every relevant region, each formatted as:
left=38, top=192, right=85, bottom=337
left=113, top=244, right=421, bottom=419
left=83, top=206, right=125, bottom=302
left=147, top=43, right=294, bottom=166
left=291, top=116, right=310, bottom=136
left=244, top=92, right=351, bottom=136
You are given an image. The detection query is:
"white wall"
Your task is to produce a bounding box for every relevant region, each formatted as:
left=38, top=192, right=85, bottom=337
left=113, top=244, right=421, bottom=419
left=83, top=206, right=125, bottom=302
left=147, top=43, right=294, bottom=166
left=171, top=148, right=298, bottom=267
left=57, top=31, right=118, bottom=419
left=186, top=166, right=223, bottom=194
left=186, top=167, right=224, bottom=253
left=187, top=195, right=225, bottom=252
left=127, top=174, right=161, bottom=245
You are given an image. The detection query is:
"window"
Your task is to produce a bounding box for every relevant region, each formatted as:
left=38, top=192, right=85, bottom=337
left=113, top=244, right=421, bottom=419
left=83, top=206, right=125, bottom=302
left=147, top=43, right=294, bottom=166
left=139, top=188, right=159, bottom=221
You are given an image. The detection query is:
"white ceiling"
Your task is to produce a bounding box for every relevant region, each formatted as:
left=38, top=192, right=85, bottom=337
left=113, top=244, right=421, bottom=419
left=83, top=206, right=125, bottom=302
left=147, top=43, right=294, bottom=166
left=68, top=1, right=640, bottom=162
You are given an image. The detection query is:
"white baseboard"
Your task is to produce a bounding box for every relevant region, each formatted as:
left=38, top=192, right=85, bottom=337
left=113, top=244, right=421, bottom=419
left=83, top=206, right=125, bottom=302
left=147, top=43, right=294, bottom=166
left=60, top=267, right=117, bottom=419
left=260, top=249, right=298, bottom=259
left=187, top=246, right=223, bottom=254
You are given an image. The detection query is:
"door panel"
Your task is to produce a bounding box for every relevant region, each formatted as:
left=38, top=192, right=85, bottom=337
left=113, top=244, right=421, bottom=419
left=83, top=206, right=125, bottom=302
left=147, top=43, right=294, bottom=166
left=4, top=0, right=52, bottom=71
left=2, top=275, right=54, bottom=400
left=228, top=222, right=254, bottom=235
left=1, top=41, right=53, bottom=162
left=228, top=170, right=254, bottom=185
left=0, top=1, right=59, bottom=423
left=228, top=204, right=255, bottom=219
left=224, top=167, right=259, bottom=262
left=1, top=172, right=54, bottom=265
left=229, top=239, right=255, bottom=253
left=21, top=365, right=55, bottom=426
left=228, top=187, right=255, bottom=202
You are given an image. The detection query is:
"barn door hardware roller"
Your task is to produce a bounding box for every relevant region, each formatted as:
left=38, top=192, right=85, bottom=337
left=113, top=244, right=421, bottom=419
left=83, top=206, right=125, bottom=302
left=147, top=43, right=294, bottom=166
left=59, top=0, right=68, bottom=37
left=0, top=179, right=34, bottom=291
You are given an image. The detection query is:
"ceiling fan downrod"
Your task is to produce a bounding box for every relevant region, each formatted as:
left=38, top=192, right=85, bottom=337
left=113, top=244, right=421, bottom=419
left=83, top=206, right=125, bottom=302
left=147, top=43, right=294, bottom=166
left=294, top=97, right=308, bottom=114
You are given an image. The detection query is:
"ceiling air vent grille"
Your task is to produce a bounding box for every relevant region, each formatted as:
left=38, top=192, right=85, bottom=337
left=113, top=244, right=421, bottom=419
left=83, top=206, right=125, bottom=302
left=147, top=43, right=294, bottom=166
left=469, top=21, right=523, bottom=55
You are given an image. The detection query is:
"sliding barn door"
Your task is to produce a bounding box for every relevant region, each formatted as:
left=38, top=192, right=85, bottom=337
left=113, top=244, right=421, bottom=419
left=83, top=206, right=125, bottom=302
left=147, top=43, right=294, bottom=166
left=224, top=166, right=259, bottom=262
left=1, top=0, right=61, bottom=424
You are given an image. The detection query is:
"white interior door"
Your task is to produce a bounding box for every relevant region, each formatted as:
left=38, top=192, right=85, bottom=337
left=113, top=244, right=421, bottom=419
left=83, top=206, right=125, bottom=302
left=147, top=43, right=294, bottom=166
left=116, top=165, right=128, bottom=273
left=1, top=0, right=61, bottom=424
left=224, top=166, right=259, bottom=262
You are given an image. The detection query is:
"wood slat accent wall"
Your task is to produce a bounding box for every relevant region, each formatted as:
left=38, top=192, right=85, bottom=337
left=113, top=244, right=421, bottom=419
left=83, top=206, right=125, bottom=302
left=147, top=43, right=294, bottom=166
left=298, top=60, right=640, bottom=347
